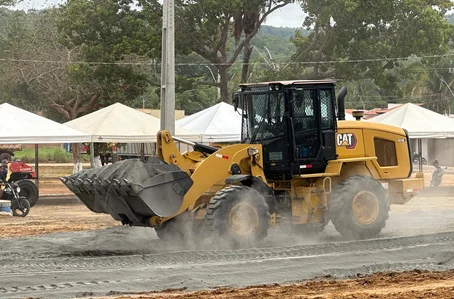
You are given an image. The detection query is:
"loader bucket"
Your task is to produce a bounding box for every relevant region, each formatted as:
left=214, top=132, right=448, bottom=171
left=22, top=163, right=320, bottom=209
left=60, top=158, right=193, bottom=225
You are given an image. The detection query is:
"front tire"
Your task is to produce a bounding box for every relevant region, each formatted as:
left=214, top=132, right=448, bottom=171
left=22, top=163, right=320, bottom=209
left=328, top=175, right=389, bottom=240
left=205, top=185, right=270, bottom=248
left=11, top=197, right=30, bottom=217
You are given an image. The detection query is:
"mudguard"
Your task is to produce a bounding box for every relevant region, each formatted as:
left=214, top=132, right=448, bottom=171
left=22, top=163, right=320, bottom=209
left=225, top=174, right=277, bottom=214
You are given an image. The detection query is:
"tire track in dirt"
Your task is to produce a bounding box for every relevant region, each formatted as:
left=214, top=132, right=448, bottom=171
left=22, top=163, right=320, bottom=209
left=0, top=277, right=155, bottom=295
left=1, top=231, right=454, bottom=276
left=0, top=261, right=447, bottom=297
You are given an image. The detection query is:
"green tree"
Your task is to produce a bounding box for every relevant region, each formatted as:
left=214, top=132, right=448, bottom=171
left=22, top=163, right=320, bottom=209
left=420, top=58, right=454, bottom=114
left=0, top=3, right=161, bottom=167
left=343, top=79, right=386, bottom=110
left=0, top=0, right=15, bottom=6
left=291, top=0, right=454, bottom=98
left=56, top=0, right=163, bottom=117
left=175, top=0, right=294, bottom=102
left=233, top=1, right=295, bottom=83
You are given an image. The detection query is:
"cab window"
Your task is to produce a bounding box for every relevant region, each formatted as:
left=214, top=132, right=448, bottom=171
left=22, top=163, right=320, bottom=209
left=374, top=138, right=397, bottom=166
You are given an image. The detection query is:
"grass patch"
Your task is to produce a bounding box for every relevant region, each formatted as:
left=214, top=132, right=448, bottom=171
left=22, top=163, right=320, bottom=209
left=13, top=147, right=90, bottom=163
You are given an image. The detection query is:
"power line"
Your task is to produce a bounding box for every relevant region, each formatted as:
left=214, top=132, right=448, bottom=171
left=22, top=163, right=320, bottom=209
left=1, top=52, right=454, bottom=67
left=349, top=92, right=452, bottom=99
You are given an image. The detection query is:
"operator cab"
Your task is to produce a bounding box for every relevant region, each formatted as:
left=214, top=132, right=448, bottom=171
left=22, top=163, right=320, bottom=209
left=233, top=80, right=347, bottom=180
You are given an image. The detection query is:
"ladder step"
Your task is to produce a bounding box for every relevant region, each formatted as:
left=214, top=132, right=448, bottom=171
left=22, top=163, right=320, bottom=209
left=311, top=189, right=325, bottom=193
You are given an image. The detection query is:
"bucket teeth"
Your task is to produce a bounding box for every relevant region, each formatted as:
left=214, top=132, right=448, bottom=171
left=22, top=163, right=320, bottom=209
left=59, top=158, right=194, bottom=223
left=75, top=178, right=91, bottom=194
left=122, top=179, right=136, bottom=195
left=82, top=178, right=97, bottom=193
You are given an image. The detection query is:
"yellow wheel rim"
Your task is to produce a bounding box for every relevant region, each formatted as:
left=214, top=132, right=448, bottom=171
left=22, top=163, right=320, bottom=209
left=228, top=201, right=259, bottom=237
left=352, top=191, right=379, bottom=225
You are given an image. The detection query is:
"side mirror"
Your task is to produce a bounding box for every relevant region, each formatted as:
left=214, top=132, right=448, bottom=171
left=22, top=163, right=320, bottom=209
left=232, top=92, right=240, bottom=112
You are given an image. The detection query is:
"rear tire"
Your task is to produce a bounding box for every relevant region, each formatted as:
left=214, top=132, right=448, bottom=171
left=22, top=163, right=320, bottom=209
left=328, top=175, right=389, bottom=240
left=205, top=185, right=270, bottom=248
left=17, top=180, right=39, bottom=207
left=0, top=153, right=11, bottom=162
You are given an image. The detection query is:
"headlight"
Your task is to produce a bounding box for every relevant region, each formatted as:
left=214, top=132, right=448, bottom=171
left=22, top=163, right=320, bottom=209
left=16, top=187, right=20, bottom=193
left=248, top=147, right=259, bottom=156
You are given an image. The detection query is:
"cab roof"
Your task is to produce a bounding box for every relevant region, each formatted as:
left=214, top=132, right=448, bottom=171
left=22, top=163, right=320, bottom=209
left=239, top=79, right=336, bottom=87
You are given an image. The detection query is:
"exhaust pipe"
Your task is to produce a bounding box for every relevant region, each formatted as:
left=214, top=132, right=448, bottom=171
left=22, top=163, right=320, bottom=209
left=337, top=86, right=347, bottom=121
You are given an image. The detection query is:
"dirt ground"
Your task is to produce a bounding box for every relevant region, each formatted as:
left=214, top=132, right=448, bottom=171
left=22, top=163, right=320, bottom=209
left=3, top=165, right=454, bottom=299
left=91, top=270, right=454, bottom=299
left=2, top=198, right=454, bottom=299
left=0, top=204, right=119, bottom=238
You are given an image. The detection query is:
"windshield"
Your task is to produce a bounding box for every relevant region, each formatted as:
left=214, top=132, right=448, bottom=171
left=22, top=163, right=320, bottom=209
left=242, top=91, right=286, bottom=142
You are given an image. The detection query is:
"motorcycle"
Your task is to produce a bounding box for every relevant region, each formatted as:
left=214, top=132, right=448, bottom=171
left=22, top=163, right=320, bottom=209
left=413, top=152, right=427, bottom=165
left=1, top=180, right=30, bottom=217
left=430, top=162, right=445, bottom=187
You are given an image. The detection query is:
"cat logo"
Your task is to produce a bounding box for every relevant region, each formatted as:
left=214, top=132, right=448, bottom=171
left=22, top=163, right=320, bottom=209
left=336, top=133, right=357, bottom=149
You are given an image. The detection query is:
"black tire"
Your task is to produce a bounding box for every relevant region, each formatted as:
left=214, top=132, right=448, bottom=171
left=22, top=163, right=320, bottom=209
left=422, top=157, right=428, bottom=165
left=328, top=175, right=389, bottom=240
left=0, top=152, right=11, bottom=162
left=17, top=180, right=39, bottom=207
left=205, top=185, right=270, bottom=248
left=11, top=197, right=30, bottom=217
left=413, top=157, right=419, bottom=164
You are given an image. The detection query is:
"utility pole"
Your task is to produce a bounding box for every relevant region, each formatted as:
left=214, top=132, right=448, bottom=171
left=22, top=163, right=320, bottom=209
left=160, top=0, right=175, bottom=135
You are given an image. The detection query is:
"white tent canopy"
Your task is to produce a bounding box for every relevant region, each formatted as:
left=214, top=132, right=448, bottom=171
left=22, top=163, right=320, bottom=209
left=64, top=102, right=201, bottom=143
left=176, top=102, right=242, bottom=142
left=367, top=103, right=454, bottom=138
left=345, top=112, right=355, bottom=120
left=0, top=103, right=89, bottom=144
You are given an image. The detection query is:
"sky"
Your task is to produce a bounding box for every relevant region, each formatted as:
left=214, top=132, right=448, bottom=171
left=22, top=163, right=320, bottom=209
left=12, top=0, right=306, bottom=28
left=263, top=3, right=306, bottom=28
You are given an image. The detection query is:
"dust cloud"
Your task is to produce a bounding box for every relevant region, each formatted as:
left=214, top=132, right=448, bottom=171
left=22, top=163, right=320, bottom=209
left=50, top=184, right=454, bottom=258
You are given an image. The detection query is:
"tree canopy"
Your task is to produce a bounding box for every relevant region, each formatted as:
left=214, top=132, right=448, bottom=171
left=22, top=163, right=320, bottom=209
left=1, top=0, right=454, bottom=120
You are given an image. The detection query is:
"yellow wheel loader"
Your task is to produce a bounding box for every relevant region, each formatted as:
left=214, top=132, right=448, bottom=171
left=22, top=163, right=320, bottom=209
left=61, top=80, right=424, bottom=247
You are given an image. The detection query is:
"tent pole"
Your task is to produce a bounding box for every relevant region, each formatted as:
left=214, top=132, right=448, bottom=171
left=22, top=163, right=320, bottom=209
left=90, top=142, right=95, bottom=168
left=141, top=143, right=145, bottom=161
left=34, top=144, right=39, bottom=192
left=418, top=138, right=423, bottom=173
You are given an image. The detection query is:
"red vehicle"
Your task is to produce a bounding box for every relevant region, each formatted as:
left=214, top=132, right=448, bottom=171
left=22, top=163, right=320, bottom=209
left=7, top=161, right=39, bottom=207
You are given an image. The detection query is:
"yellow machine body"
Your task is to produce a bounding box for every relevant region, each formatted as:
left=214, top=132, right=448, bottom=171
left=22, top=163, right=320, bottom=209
left=150, top=119, right=423, bottom=227
left=61, top=80, right=425, bottom=244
